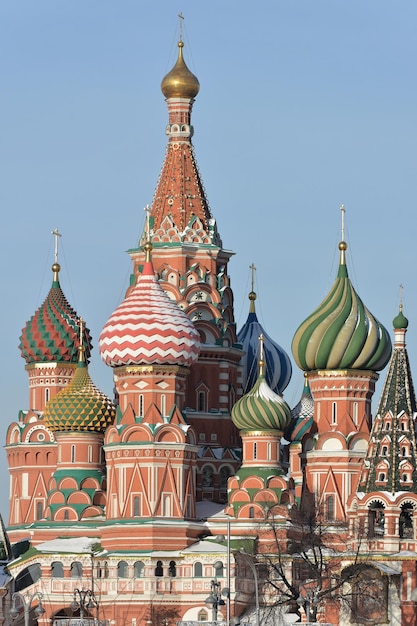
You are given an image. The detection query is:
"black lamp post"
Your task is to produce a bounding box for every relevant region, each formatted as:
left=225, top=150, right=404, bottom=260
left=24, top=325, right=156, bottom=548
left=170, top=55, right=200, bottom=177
left=70, top=589, right=97, bottom=621
left=205, top=579, right=225, bottom=622
left=10, top=591, right=45, bottom=626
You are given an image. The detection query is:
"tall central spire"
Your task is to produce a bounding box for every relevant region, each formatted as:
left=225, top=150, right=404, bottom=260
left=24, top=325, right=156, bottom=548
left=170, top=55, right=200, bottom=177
left=144, top=36, right=221, bottom=246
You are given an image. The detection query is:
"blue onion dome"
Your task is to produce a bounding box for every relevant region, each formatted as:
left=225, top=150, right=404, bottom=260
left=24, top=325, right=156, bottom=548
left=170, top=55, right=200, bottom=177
left=292, top=240, right=392, bottom=372
left=393, top=304, right=408, bottom=329
left=232, top=336, right=292, bottom=432
left=238, top=289, right=292, bottom=394
left=285, top=375, right=314, bottom=443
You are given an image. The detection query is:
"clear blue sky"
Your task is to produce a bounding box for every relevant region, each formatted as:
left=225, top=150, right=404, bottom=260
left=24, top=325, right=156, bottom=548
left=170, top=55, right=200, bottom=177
left=1, top=1, right=416, bottom=519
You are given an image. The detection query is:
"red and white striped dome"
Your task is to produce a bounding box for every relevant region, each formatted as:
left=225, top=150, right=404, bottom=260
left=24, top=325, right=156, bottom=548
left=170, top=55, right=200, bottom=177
left=99, top=259, right=201, bottom=367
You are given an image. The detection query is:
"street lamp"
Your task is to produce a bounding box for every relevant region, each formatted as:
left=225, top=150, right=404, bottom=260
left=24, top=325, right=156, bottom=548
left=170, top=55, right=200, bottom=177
left=10, top=591, right=45, bottom=626
left=205, top=579, right=225, bottom=622
left=237, top=551, right=260, bottom=626
left=70, top=588, right=97, bottom=621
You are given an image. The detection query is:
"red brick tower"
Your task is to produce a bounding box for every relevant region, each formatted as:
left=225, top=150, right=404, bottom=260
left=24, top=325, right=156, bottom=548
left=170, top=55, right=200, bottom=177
left=291, top=211, right=392, bottom=521
left=126, top=39, right=243, bottom=501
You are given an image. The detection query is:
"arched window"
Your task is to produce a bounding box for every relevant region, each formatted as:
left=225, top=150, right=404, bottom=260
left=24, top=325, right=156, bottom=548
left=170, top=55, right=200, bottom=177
left=326, top=495, right=335, bottom=521
left=249, top=506, right=255, bottom=519
left=161, top=394, right=166, bottom=416
left=219, top=466, right=232, bottom=489
left=198, top=391, right=207, bottom=412
left=96, top=562, right=102, bottom=578
left=133, top=496, right=140, bottom=517
left=194, top=562, right=203, bottom=577
left=36, top=501, right=43, bottom=520
left=134, top=561, right=145, bottom=578
left=214, top=562, right=224, bottom=578
left=368, top=504, right=385, bottom=538
left=117, top=561, right=128, bottom=578
left=155, top=560, right=163, bottom=577
left=382, top=446, right=388, bottom=456
left=400, top=504, right=414, bottom=538
left=198, top=610, right=208, bottom=622
left=104, top=562, right=109, bottom=578
left=353, top=402, right=358, bottom=425
left=51, top=561, right=64, bottom=578
left=402, top=446, right=407, bottom=457
left=168, top=561, right=176, bottom=577
left=202, top=465, right=214, bottom=488
left=378, top=473, right=386, bottom=481
left=71, top=562, right=83, bottom=578
left=64, top=510, right=69, bottom=521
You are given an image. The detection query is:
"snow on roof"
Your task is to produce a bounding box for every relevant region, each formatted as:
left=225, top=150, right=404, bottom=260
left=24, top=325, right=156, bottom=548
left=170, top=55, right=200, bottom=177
left=182, top=539, right=227, bottom=554
left=37, top=537, right=99, bottom=554
left=196, top=500, right=225, bottom=519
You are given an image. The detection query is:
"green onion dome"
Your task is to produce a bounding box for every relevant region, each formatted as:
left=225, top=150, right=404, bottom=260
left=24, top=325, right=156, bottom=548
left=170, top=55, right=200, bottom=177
left=393, top=304, right=408, bottom=329
left=43, top=351, right=116, bottom=433
left=161, top=40, right=200, bottom=99
left=19, top=263, right=92, bottom=364
left=232, top=350, right=291, bottom=432
left=292, top=241, right=392, bottom=372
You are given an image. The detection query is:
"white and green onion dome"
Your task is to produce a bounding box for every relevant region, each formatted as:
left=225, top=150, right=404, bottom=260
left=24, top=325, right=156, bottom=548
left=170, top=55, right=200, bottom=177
left=232, top=341, right=291, bottom=432
left=292, top=241, right=392, bottom=371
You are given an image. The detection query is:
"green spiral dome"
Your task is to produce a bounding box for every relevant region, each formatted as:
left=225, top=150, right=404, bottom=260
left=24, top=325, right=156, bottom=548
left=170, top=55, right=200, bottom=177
left=292, top=243, right=392, bottom=372
left=43, top=361, right=116, bottom=432
left=232, top=370, right=291, bottom=432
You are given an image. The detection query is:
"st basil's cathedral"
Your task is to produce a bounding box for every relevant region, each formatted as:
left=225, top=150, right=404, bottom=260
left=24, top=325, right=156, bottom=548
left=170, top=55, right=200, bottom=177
left=1, top=31, right=417, bottom=626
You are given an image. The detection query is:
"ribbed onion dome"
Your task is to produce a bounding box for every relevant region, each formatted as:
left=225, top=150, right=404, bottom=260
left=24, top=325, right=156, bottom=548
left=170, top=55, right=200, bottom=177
left=393, top=304, right=408, bottom=329
left=161, top=40, right=200, bottom=99
left=285, top=376, right=314, bottom=443
left=232, top=352, right=291, bottom=432
left=238, top=290, right=292, bottom=394
left=19, top=263, right=92, bottom=364
left=99, top=244, right=201, bottom=367
left=292, top=241, right=392, bottom=371
left=43, top=355, right=116, bottom=433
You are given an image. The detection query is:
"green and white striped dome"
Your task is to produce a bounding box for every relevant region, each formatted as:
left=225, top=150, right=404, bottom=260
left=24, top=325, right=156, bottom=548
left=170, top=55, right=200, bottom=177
left=292, top=241, right=392, bottom=372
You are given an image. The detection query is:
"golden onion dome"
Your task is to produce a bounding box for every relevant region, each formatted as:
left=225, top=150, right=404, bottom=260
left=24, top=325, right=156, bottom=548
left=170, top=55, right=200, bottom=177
left=161, top=41, right=200, bottom=99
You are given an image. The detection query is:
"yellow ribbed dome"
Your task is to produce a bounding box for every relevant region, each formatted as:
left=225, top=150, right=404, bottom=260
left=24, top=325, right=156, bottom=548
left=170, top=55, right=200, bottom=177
left=161, top=41, right=200, bottom=99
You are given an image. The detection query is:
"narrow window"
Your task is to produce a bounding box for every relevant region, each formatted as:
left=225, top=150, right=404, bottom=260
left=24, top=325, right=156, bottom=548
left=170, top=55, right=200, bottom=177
left=133, top=496, right=140, bottom=517
left=194, top=562, right=203, bottom=577
left=382, top=446, right=388, bottom=456
left=327, top=495, right=335, bottom=521
left=161, top=394, right=166, bottom=417
left=36, top=501, right=43, bottom=520
left=139, top=394, right=144, bottom=418
left=332, top=402, right=337, bottom=424
left=155, top=560, right=163, bottom=576
left=118, top=561, right=128, bottom=578
left=45, top=388, right=50, bottom=403
left=71, top=445, right=76, bottom=463
left=254, top=442, right=257, bottom=460
left=168, top=561, right=176, bottom=577
left=353, top=402, right=358, bottom=425
left=88, top=446, right=93, bottom=463
left=134, top=561, right=144, bottom=578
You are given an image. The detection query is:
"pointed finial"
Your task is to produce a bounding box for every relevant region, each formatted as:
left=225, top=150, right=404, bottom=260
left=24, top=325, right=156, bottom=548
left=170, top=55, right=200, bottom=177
left=259, top=333, right=266, bottom=377
left=249, top=263, right=257, bottom=313
left=144, top=204, right=153, bottom=263
left=51, top=228, right=62, bottom=281
left=178, top=12, right=184, bottom=42
left=399, top=284, right=404, bottom=311
left=338, top=204, right=348, bottom=265
left=78, top=317, right=86, bottom=364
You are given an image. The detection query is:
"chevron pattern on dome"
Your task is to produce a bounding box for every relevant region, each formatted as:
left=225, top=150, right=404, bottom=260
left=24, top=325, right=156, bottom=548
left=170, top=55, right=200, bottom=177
left=19, top=268, right=92, bottom=364
left=43, top=362, right=116, bottom=432
left=292, top=247, right=392, bottom=372
left=99, top=261, right=201, bottom=367
left=286, top=378, right=314, bottom=443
